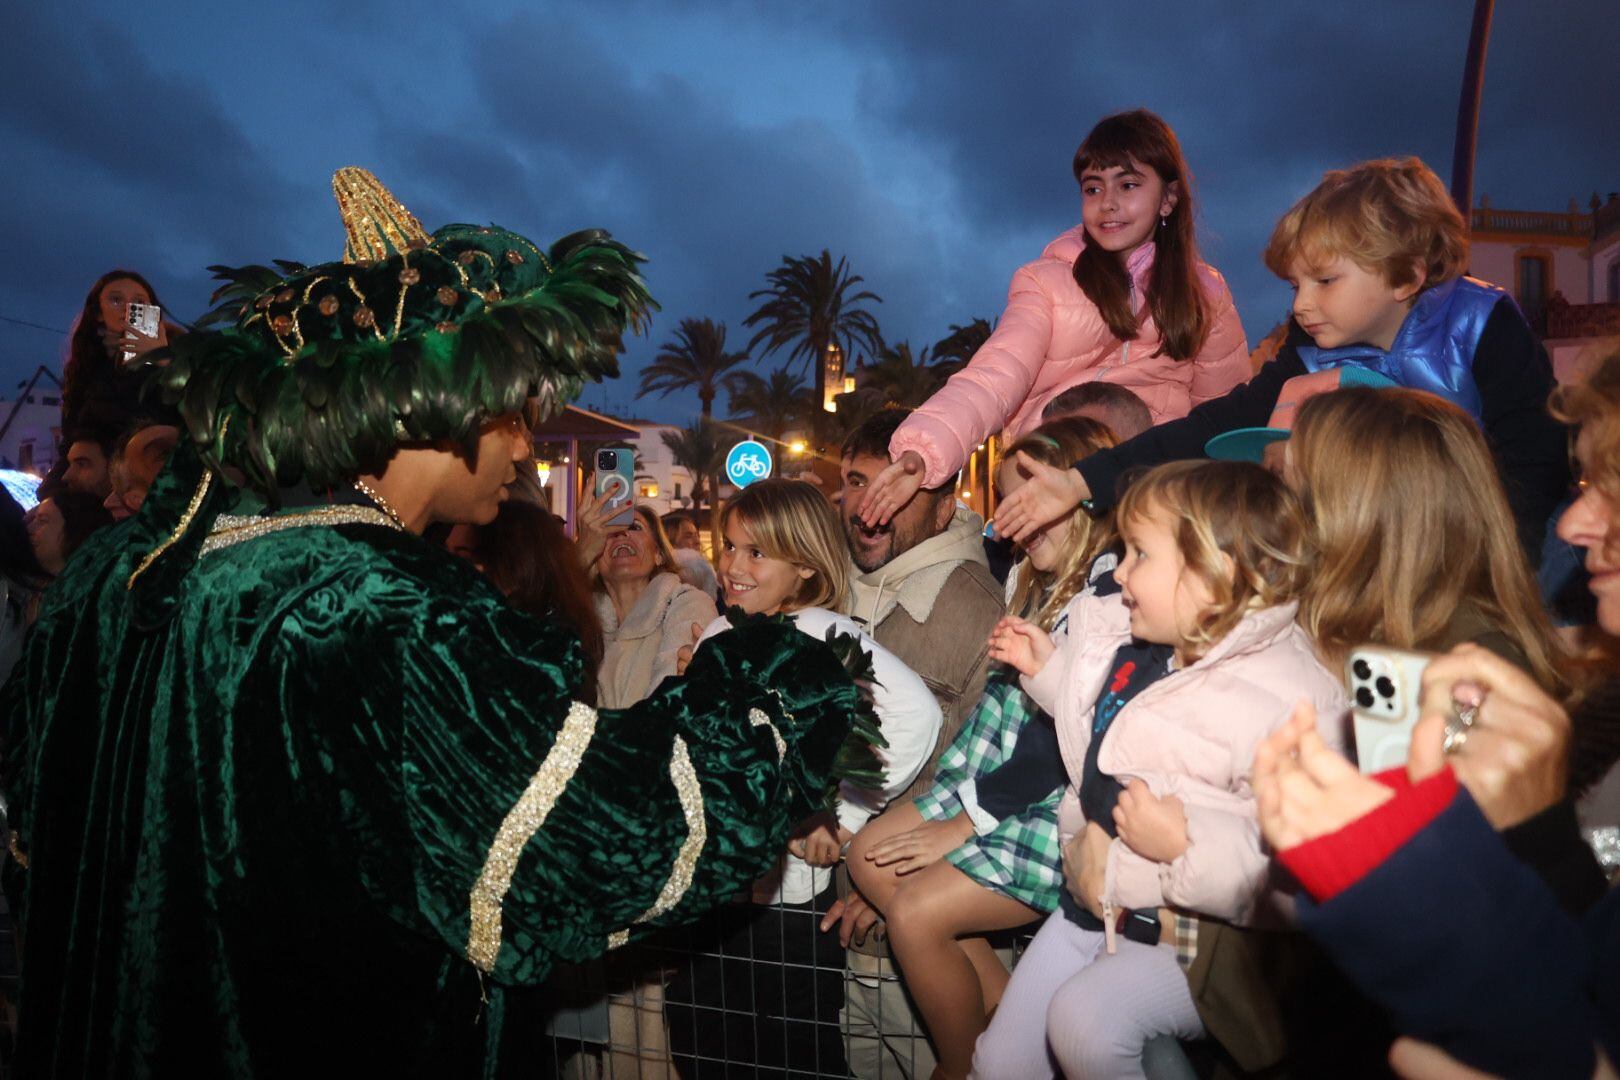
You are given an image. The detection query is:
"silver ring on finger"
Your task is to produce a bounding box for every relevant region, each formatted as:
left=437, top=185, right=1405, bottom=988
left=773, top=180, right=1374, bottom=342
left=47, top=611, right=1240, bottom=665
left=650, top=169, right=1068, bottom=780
left=1442, top=698, right=1480, bottom=756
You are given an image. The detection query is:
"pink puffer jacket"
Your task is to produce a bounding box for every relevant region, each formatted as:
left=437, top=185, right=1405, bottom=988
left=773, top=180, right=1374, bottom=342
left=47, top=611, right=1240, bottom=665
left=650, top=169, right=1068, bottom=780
left=890, top=228, right=1251, bottom=488
left=1023, top=592, right=1347, bottom=927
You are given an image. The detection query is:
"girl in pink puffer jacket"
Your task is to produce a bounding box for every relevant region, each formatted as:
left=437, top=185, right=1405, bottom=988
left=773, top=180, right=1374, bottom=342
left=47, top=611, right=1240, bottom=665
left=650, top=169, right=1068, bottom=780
left=860, top=110, right=1250, bottom=526
left=978, top=461, right=1346, bottom=1080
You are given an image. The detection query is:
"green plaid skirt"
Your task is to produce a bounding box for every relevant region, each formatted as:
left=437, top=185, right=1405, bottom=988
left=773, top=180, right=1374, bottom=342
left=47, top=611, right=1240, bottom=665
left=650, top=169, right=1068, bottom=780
left=914, top=675, right=1065, bottom=913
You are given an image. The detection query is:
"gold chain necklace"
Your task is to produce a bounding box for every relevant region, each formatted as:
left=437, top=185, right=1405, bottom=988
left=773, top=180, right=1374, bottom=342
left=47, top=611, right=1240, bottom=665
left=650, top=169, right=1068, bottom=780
left=352, top=479, right=409, bottom=532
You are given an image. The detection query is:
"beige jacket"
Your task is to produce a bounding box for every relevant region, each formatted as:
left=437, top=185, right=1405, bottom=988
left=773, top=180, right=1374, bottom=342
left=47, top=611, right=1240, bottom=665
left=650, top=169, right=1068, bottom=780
left=594, top=573, right=718, bottom=709
left=848, top=506, right=1005, bottom=802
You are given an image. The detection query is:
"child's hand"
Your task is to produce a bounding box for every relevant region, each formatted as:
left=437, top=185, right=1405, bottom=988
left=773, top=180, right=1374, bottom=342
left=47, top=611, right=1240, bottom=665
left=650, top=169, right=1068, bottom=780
left=788, top=811, right=852, bottom=867
left=857, top=450, right=927, bottom=528
left=1061, top=822, right=1111, bottom=920
left=992, top=454, right=1091, bottom=544
left=1112, top=780, right=1189, bottom=862
left=987, top=615, right=1055, bottom=676
left=674, top=622, right=704, bottom=676
left=862, top=814, right=974, bottom=875
left=1255, top=700, right=1393, bottom=851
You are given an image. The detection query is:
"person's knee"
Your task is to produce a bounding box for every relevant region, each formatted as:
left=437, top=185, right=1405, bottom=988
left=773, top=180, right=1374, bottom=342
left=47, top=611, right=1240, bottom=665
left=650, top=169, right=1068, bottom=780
left=846, top=834, right=883, bottom=897
left=969, top=1022, right=1042, bottom=1080
left=1047, top=978, right=1129, bottom=1076
left=883, top=879, right=948, bottom=951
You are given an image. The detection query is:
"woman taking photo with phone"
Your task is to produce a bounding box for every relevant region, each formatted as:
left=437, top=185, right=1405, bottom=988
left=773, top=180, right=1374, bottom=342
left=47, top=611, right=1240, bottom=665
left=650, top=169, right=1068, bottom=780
left=589, top=504, right=717, bottom=709
left=60, top=269, right=181, bottom=434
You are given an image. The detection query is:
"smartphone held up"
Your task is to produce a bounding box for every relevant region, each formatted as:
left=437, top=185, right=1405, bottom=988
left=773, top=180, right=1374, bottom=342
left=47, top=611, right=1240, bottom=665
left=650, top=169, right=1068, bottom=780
left=594, top=448, right=636, bottom=529
left=1347, top=646, right=1434, bottom=774
left=122, top=301, right=162, bottom=367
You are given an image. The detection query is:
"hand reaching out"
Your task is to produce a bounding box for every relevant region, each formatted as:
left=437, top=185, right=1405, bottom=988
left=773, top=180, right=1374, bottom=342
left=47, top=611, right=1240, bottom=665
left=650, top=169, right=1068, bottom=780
left=861, top=814, right=974, bottom=876
left=1255, top=701, right=1393, bottom=851
left=788, top=811, right=852, bottom=867
left=991, top=453, right=1090, bottom=544
left=674, top=622, right=705, bottom=676
left=857, top=451, right=926, bottom=528
left=820, top=889, right=884, bottom=948
left=1112, top=779, right=1189, bottom=862
left=987, top=615, right=1055, bottom=676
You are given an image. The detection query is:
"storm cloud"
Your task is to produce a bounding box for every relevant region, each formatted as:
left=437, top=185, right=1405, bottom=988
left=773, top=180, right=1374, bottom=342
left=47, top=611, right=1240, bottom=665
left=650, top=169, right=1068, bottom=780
left=3, top=1, right=1616, bottom=420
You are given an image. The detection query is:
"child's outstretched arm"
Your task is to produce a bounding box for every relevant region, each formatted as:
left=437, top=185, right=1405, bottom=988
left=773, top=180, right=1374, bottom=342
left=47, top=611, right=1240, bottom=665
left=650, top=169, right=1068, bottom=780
left=987, top=615, right=1054, bottom=676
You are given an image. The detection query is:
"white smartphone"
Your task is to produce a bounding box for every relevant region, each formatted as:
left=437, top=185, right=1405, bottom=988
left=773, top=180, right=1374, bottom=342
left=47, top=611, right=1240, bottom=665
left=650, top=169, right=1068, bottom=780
left=123, top=302, right=161, bottom=366
left=1347, top=645, right=1434, bottom=773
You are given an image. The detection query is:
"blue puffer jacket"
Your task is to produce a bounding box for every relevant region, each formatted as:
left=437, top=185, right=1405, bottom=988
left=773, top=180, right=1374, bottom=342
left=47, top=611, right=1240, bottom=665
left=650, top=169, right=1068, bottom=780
left=1296, top=276, right=1507, bottom=422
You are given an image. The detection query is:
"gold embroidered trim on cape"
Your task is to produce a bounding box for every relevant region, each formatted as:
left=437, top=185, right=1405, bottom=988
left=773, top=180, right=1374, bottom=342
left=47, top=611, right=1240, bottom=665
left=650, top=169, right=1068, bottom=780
left=126, top=467, right=214, bottom=590
left=198, top=506, right=404, bottom=557
left=467, top=701, right=597, bottom=972
left=608, top=735, right=706, bottom=950
left=749, top=708, right=787, bottom=761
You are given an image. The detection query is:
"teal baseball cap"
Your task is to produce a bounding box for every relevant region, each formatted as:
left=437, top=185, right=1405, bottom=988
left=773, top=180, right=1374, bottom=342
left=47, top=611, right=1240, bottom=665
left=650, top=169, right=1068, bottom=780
left=1205, top=366, right=1397, bottom=462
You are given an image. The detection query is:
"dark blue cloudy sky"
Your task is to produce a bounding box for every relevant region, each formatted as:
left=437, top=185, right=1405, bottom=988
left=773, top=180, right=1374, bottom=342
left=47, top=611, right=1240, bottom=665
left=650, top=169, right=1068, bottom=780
left=3, top=1, right=1617, bottom=423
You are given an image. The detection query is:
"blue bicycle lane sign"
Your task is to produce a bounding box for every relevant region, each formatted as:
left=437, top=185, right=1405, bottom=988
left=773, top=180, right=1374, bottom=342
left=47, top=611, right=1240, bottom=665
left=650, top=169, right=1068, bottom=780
left=725, top=440, right=773, bottom=489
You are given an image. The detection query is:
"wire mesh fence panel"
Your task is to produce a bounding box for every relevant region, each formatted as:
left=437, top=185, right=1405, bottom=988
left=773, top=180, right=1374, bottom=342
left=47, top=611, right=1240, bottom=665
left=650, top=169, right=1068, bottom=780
left=523, top=895, right=1032, bottom=1080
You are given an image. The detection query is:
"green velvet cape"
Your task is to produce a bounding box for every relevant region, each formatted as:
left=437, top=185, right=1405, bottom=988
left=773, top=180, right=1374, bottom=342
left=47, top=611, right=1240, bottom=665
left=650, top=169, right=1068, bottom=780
left=2, top=445, right=866, bottom=1078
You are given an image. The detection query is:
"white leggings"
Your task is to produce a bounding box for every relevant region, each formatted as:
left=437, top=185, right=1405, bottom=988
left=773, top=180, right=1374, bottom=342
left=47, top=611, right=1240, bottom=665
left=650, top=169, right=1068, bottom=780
left=971, top=913, right=1205, bottom=1080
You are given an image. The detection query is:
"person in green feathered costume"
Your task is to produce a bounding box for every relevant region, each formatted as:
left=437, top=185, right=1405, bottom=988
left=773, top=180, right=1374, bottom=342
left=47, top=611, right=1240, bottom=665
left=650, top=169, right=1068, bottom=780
left=0, top=169, right=884, bottom=1078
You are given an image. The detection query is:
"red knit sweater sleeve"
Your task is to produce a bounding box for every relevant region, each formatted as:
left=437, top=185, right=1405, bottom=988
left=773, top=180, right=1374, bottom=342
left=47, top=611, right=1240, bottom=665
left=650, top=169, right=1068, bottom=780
left=1279, top=767, right=1461, bottom=901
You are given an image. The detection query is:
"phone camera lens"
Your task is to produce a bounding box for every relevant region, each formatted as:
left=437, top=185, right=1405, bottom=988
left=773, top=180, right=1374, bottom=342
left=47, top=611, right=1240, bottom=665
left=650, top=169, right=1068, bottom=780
left=1355, top=686, right=1374, bottom=709
left=1375, top=676, right=1395, bottom=699
left=1352, top=659, right=1371, bottom=680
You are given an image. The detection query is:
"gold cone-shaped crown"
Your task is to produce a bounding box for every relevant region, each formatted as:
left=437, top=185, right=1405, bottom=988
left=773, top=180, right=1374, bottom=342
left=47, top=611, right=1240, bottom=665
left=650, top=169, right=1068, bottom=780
left=332, top=166, right=432, bottom=263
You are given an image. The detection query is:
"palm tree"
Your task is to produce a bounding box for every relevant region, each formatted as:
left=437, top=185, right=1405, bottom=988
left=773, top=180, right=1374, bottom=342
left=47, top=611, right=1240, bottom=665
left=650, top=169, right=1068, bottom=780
left=855, top=341, right=957, bottom=410
left=660, top=419, right=729, bottom=547
left=932, top=317, right=995, bottom=365
left=638, top=317, right=753, bottom=419
left=744, top=250, right=884, bottom=406
left=727, top=367, right=809, bottom=446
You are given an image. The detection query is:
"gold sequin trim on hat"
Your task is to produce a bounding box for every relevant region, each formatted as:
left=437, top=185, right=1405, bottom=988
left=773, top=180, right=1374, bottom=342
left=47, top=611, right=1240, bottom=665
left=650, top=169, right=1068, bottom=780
left=467, top=701, right=598, bottom=972
left=126, top=450, right=219, bottom=590
left=749, top=708, right=787, bottom=762
left=333, top=166, right=431, bottom=264
left=389, top=256, right=412, bottom=341
left=515, top=235, right=552, bottom=274
left=198, top=506, right=404, bottom=557
left=345, top=279, right=384, bottom=341
left=608, top=735, right=707, bottom=951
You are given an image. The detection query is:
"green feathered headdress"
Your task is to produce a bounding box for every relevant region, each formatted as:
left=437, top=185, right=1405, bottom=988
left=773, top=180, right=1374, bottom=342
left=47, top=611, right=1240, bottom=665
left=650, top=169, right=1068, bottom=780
left=157, top=167, right=655, bottom=496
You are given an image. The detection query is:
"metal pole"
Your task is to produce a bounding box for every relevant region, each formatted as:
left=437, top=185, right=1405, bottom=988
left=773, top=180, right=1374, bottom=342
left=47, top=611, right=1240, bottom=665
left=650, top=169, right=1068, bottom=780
left=1450, top=0, right=1496, bottom=216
